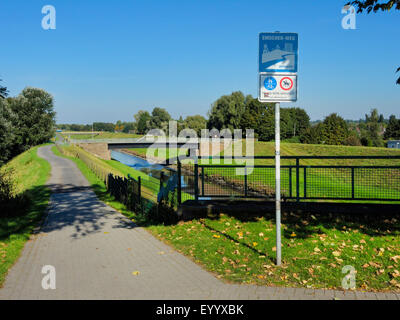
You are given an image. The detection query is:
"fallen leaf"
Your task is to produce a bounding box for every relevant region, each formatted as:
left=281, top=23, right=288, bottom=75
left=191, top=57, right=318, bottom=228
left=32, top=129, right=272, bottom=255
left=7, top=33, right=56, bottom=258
left=132, top=271, right=140, bottom=276
left=335, top=257, right=343, bottom=263
left=332, top=251, right=341, bottom=257
left=391, top=270, right=400, bottom=278
left=390, top=256, right=400, bottom=263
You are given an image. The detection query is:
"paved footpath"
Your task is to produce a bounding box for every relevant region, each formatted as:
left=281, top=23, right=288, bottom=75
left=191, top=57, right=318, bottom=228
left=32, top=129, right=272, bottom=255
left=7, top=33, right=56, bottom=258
left=0, top=145, right=398, bottom=300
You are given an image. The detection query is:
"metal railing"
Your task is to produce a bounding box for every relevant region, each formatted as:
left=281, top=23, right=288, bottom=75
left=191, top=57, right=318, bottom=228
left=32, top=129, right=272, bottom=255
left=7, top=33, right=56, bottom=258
left=108, top=174, right=142, bottom=212
left=176, top=156, right=400, bottom=203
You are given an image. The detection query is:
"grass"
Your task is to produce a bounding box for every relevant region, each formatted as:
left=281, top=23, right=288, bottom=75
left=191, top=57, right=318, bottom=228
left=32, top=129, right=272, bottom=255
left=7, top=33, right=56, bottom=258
left=0, top=144, right=52, bottom=287
left=124, top=148, right=189, bottom=161
left=63, top=132, right=142, bottom=140
left=148, top=210, right=400, bottom=292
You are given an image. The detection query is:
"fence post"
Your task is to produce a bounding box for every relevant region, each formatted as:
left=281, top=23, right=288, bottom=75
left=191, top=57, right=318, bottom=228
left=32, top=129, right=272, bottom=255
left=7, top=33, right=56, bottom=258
left=194, top=163, right=199, bottom=202
left=177, top=161, right=182, bottom=205
left=201, top=166, right=205, bottom=196
left=304, top=167, right=307, bottom=199
left=296, top=158, right=300, bottom=202
left=351, top=167, right=355, bottom=199
left=244, top=167, right=248, bottom=198
left=160, top=171, right=164, bottom=191
left=289, top=167, right=292, bottom=198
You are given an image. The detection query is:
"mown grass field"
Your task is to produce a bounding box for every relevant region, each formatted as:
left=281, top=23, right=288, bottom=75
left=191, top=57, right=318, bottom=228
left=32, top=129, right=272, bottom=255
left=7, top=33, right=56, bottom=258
left=0, top=145, right=52, bottom=286
left=199, top=141, right=400, bottom=203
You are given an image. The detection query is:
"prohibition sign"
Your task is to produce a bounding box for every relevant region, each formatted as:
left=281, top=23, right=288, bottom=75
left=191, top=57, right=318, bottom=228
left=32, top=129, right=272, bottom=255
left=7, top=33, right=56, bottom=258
left=280, top=77, right=293, bottom=91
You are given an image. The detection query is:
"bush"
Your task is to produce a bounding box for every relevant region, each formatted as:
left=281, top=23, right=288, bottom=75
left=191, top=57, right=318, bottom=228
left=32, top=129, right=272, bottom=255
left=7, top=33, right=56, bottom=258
left=0, top=168, right=31, bottom=217
left=283, top=136, right=301, bottom=144
left=344, top=135, right=362, bottom=146
left=0, top=168, right=15, bottom=203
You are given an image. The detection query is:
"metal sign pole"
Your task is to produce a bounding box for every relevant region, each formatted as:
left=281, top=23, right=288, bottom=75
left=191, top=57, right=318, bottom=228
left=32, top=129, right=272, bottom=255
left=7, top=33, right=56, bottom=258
left=259, top=32, right=298, bottom=266
left=275, top=102, right=282, bottom=266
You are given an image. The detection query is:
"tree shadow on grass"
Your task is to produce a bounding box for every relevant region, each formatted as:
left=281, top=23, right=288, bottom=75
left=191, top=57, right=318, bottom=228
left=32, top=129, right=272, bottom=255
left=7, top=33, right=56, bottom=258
left=201, top=222, right=276, bottom=264
left=0, top=185, right=51, bottom=241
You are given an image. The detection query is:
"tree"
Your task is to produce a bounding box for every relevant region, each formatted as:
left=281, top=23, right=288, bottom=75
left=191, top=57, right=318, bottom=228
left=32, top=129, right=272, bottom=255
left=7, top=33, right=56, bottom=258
left=281, top=107, right=310, bottom=139
left=349, top=0, right=400, bottom=84
left=114, top=120, right=124, bottom=132
left=240, top=98, right=265, bottom=133
left=207, top=91, right=249, bottom=131
left=300, top=123, right=324, bottom=145
left=182, top=115, right=207, bottom=136
left=301, top=114, right=349, bottom=145
left=360, top=108, right=385, bottom=146
left=384, top=115, right=400, bottom=139
left=350, top=0, right=400, bottom=12
left=149, top=107, right=171, bottom=132
left=0, top=79, right=8, bottom=98
left=319, top=113, right=350, bottom=145
left=93, top=122, right=115, bottom=132
left=7, top=87, right=56, bottom=156
left=121, top=121, right=136, bottom=133
left=239, top=97, right=311, bottom=141
left=135, top=110, right=151, bottom=134
left=0, top=99, right=16, bottom=166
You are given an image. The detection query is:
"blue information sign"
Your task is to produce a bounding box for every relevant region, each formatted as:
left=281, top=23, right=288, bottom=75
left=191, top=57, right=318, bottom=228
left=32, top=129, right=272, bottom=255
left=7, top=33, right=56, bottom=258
left=259, top=32, right=298, bottom=73
left=264, top=76, right=277, bottom=90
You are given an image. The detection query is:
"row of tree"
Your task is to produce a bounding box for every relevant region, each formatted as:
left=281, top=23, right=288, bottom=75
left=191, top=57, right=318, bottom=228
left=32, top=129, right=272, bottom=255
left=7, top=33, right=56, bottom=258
left=58, top=89, right=397, bottom=148
left=133, top=108, right=207, bottom=136
left=0, top=86, right=56, bottom=166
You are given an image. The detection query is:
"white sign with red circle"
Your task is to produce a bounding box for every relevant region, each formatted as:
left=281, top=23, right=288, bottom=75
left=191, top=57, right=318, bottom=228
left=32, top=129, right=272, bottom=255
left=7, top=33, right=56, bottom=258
left=259, top=74, right=297, bottom=102
left=280, top=77, right=294, bottom=91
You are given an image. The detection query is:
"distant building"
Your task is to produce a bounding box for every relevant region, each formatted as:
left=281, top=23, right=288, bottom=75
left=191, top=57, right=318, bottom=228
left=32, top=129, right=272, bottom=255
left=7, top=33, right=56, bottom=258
left=388, top=140, right=400, bottom=149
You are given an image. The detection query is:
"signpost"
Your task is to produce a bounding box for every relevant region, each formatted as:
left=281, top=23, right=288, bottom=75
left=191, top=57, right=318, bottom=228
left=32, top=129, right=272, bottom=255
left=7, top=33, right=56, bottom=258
left=258, top=32, right=298, bottom=266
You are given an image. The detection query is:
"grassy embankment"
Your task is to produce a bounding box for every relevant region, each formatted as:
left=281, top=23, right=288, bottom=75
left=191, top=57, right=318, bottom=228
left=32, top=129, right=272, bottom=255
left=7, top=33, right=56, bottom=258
left=0, top=145, right=52, bottom=286
left=123, top=148, right=189, bottom=162
left=62, top=132, right=142, bottom=140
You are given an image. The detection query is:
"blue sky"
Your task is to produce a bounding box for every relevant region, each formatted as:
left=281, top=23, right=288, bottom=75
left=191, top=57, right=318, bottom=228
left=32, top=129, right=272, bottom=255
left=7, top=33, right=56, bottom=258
left=1, top=0, right=399, bottom=123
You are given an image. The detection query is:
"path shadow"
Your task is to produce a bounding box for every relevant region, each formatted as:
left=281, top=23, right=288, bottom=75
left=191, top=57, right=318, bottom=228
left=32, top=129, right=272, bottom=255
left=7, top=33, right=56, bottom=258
left=40, top=183, right=140, bottom=239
